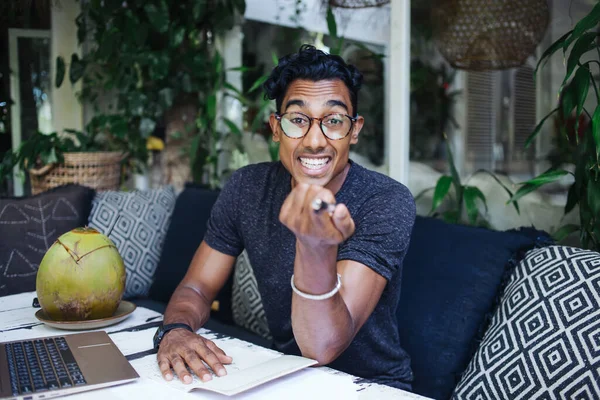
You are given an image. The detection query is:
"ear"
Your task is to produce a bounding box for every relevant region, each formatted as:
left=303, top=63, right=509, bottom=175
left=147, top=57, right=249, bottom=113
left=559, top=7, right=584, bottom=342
left=269, top=114, right=281, bottom=142
left=349, top=115, right=364, bottom=145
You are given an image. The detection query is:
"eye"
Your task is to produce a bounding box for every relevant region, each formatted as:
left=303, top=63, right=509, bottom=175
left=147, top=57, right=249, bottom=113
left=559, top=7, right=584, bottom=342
left=291, top=118, right=308, bottom=125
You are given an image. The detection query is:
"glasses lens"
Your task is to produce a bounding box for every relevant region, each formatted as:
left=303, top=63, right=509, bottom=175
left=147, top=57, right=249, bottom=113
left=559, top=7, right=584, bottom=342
left=321, top=114, right=352, bottom=140
left=281, top=113, right=309, bottom=138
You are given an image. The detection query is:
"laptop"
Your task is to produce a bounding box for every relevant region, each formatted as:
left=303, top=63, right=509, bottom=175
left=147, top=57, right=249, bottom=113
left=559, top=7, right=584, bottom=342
left=0, top=331, right=139, bottom=400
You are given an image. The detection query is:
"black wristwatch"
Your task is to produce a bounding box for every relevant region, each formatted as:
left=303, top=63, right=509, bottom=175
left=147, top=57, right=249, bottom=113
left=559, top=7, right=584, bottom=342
left=153, top=323, right=194, bottom=351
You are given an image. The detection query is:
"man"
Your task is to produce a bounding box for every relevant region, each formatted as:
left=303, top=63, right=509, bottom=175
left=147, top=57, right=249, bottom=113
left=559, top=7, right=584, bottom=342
left=154, top=44, right=416, bottom=390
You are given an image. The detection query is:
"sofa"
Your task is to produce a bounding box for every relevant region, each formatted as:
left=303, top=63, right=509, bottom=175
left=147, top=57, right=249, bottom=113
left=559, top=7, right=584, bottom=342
left=2, top=183, right=599, bottom=400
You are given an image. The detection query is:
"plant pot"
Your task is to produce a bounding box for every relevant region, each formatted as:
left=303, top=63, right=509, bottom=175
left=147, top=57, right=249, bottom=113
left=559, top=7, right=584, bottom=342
left=29, top=151, right=126, bottom=194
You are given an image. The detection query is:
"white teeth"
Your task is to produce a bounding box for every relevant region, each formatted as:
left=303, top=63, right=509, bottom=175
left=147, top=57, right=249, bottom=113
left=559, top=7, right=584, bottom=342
left=299, top=157, right=329, bottom=169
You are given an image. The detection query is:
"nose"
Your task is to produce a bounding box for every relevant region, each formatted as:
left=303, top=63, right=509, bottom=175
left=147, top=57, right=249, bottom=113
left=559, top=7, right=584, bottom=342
left=302, top=118, right=328, bottom=150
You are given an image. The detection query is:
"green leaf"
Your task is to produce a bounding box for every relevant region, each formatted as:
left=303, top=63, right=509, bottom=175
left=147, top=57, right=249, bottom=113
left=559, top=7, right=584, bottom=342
left=55, top=56, right=65, bottom=88
left=170, top=26, right=185, bottom=47
left=139, top=118, right=156, bottom=138
left=144, top=2, right=169, bottom=33
left=553, top=224, right=580, bottom=242
left=228, top=66, right=255, bottom=73
left=271, top=51, right=279, bottom=67
left=207, top=93, right=217, bottom=122
left=223, top=118, right=243, bottom=138
left=525, top=108, right=559, bottom=148
left=326, top=6, right=337, bottom=38
left=69, top=54, right=85, bottom=84
left=442, top=210, right=459, bottom=224
left=192, top=0, right=205, bottom=20
left=564, top=2, right=600, bottom=50
left=464, top=186, right=485, bottom=226
left=535, top=30, right=573, bottom=79
left=249, top=75, right=268, bottom=93
left=474, top=169, right=520, bottom=214
left=565, top=183, right=579, bottom=214
left=592, top=105, right=600, bottom=159
left=509, top=169, right=571, bottom=203
left=563, top=32, right=598, bottom=85
left=572, top=67, right=590, bottom=137
left=430, top=175, right=452, bottom=214
left=561, top=83, right=575, bottom=120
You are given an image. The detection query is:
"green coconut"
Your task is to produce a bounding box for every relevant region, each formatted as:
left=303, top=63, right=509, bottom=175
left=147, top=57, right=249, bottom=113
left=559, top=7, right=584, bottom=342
left=36, top=227, right=126, bottom=321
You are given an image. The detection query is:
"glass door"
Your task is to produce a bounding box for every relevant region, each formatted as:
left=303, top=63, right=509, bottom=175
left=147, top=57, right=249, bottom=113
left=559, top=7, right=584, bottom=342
left=9, top=28, right=52, bottom=196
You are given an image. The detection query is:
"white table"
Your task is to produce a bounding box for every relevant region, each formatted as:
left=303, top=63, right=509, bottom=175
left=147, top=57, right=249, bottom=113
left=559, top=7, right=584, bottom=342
left=0, top=292, right=429, bottom=400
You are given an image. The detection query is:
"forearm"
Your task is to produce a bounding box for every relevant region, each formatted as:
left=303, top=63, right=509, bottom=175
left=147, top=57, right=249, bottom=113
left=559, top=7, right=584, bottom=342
left=163, top=284, right=213, bottom=331
left=291, top=241, right=355, bottom=364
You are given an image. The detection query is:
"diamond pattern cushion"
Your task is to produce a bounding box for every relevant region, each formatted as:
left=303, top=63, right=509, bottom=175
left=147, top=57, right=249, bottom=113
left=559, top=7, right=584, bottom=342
left=453, top=246, right=600, bottom=399
left=232, top=250, right=271, bottom=340
left=0, top=185, right=95, bottom=296
left=88, top=186, right=176, bottom=298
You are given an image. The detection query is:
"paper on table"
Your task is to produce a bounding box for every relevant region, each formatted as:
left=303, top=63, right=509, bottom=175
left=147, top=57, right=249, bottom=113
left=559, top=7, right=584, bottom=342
left=191, top=368, right=359, bottom=400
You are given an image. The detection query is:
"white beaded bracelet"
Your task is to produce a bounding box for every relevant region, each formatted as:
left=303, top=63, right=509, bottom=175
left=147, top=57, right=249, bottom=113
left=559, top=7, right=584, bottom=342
left=290, top=274, right=342, bottom=300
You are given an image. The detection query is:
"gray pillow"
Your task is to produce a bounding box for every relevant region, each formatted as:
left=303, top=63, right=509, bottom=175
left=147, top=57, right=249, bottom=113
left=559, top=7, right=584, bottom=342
left=232, top=250, right=271, bottom=340
left=0, top=185, right=95, bottom=296
left=88, top=186, right=176, bottom=298
left=453, top=246, right=600, bottom=399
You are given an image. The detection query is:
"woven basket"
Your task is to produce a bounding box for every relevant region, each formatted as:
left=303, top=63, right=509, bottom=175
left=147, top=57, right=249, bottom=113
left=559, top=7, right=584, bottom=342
left=29, top=152, right=125, bottom=195
left=328, top=0, right=389, bottom=8
left=431, top=0, right=549, bottom=71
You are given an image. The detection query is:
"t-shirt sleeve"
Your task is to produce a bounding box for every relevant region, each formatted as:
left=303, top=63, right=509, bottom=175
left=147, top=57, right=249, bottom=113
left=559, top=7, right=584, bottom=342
left=337, top=184, right=416, bottom=281
left=203, top=169, right=245, bottom=257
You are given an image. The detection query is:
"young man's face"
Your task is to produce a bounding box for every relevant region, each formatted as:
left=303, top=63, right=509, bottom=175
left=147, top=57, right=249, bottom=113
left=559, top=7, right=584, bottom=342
left=269, top=79, right=364, bottom=191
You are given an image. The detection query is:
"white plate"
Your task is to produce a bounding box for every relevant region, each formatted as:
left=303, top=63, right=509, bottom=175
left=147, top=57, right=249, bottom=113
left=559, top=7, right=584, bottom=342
left=35, top=300, right=136, bottom=330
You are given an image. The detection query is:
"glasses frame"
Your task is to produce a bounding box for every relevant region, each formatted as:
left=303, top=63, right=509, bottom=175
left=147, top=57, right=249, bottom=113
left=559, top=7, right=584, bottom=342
left=275, top=112, right=358, bottom=141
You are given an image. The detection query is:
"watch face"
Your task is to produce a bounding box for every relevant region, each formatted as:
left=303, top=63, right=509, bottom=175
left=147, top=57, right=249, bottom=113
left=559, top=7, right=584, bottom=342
left=153, top=326, right=163, bottom=350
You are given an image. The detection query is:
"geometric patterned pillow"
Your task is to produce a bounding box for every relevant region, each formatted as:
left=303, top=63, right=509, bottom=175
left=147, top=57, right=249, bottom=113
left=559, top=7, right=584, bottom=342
left=232, top=250, right=272, bottom=340
left=88, top=186, right=176, bottom=299
left=453, top=246, right=600, bottom=400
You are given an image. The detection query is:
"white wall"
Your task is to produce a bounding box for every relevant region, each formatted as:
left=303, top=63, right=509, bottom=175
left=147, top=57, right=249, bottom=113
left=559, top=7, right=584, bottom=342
left=50, top=0, right=83, bottom=134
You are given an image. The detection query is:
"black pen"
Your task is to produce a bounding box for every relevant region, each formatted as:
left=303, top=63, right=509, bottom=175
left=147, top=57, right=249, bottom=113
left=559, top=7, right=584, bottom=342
left=311, top=198, right=336, bottom=214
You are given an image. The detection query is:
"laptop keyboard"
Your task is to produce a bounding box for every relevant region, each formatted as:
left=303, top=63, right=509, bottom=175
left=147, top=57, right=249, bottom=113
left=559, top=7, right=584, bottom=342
left=5, top=337, right=86, bottom=396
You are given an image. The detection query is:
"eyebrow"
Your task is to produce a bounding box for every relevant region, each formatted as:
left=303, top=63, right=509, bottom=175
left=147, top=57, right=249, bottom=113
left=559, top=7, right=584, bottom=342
left=284, top=99, right=349, bottom=112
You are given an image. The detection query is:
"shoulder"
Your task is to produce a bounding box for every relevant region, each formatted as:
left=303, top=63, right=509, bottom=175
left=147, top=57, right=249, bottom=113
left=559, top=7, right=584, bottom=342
left=348, top=161, right=415, bottom=209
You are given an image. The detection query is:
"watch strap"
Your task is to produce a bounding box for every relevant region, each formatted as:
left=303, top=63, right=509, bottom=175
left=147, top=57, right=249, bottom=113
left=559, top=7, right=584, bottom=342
left=154, top=323, right=194, bottom=350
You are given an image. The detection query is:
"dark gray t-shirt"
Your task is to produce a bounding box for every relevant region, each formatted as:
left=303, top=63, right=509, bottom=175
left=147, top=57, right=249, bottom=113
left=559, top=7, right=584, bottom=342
left=204, top=160, right=415, bottom=390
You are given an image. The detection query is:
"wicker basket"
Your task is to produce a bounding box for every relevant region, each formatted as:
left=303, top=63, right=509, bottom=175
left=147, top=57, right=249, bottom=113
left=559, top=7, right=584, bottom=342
left=431, top=0, right=549, bottom=71
left=29, top=152, right=126, bottom=195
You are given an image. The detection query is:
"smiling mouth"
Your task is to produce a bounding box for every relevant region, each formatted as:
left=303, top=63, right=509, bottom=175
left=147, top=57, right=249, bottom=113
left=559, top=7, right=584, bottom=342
left=298, top=156, right=332, bottom=170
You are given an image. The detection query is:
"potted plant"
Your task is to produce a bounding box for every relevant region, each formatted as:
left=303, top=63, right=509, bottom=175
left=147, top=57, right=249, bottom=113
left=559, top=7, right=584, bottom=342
left=0, top=115, right=136, bottom=194
left=509, top=3, right=600, bottom=251
left=57, top=0, right=247, bottom=189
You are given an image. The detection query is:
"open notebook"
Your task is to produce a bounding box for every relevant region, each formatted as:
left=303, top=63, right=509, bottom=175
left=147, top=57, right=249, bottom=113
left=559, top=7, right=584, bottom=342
left=132, top=333, right=318, bottom=397
left=190, top=354, right=317, bottom=396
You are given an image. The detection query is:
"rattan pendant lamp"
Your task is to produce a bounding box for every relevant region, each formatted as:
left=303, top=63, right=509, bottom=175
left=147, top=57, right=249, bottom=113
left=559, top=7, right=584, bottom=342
left=431, top=0, right=550, bottom=71
left=328, top=0, right=390, bottom=8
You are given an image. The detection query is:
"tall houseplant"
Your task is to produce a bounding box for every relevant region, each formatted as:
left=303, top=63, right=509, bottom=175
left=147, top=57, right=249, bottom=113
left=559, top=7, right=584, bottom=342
left=510, top=3, right=600, bottom=250
left=58, top=0, right=246, bottom=187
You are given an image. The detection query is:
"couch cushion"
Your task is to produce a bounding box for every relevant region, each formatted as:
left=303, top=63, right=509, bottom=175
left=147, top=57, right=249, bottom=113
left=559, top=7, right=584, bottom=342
left=88, top=186, right=176, bottom=299
left=147, top=185, right=228, bottom=310
left=0, top=184, right=95, bottom=296
left=398, top=216, right=552, bottom=400
left=453, top=246, right=600, bottom=399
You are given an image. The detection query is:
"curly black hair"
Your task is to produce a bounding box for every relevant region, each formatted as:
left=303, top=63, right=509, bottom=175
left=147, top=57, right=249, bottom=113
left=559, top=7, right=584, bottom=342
left=262, top=44, right=363, bottom=116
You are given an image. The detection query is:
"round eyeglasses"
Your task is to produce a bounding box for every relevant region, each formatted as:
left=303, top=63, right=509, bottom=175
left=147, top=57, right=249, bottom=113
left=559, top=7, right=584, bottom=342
left=275, top=112, right=357, bottom=140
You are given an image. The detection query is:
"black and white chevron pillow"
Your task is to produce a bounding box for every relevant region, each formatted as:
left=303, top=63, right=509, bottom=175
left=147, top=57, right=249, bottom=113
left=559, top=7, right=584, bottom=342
left=453, top=246, right=600, bottom=399
left=88, top=186, right=176, bottom=298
